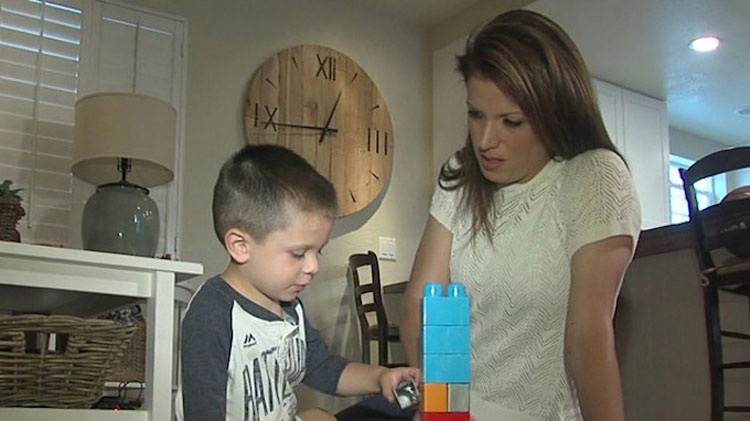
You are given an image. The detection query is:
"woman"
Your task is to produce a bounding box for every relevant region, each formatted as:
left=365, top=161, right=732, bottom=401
left=400, top=9, right=641, bottom=421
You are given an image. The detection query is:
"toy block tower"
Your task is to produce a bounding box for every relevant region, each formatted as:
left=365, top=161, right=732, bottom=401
left=420, top=282, right=470, bottom=421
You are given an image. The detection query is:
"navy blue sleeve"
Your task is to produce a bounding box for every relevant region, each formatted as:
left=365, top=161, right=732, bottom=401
left=299, top=306, right=350, bottom=394
left=180, top=282, right=233, bottom=420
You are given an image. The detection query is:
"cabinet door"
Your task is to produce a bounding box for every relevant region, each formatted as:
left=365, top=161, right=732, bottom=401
left=622, top=90, right=670, bottom=229
left=594, top=79, right=625, bottom=152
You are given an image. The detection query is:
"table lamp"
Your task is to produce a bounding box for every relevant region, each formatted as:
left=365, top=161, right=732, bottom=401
left=72, top=92, right=176, bottom=257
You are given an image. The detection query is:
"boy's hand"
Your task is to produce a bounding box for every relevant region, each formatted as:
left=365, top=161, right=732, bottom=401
left=378, top=366, right=420, bottom=404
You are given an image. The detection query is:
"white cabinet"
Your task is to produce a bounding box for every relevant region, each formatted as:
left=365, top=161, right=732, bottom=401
left=594, top=80, right=625, bottom=152
left=0, top=242, right=202, bottom=421
left=594, top=79, right=671, bottom=229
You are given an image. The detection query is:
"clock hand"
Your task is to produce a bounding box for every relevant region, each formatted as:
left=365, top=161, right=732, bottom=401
left=318, top=90, right=343, bottom=143
left=264, top=121, right=338, bottom=133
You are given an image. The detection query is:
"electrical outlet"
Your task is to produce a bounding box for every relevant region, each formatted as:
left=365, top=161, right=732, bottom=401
left=379, top=236, right=397, bottom=261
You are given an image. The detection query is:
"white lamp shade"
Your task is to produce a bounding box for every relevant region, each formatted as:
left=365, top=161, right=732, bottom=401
left=72, top=92, right=176, bottom=187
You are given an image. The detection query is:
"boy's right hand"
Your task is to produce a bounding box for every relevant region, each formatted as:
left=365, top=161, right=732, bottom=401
left=377, top=366, right=420, bottom=405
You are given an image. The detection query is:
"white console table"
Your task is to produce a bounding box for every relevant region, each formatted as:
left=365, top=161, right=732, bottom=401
left=0, top=241, right=203, bottom=421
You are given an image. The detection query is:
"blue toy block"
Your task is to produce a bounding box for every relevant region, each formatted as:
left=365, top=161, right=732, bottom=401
left=422, top=282, right=469, bottom=326
left=422, top=325, right=470, bottom=354
left=421, top=282, right=471, bottom=384
left=422, top=353, right=470, bottom=383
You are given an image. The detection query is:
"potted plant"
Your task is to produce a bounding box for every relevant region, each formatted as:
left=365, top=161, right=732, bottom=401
left=0, top=179, right=25, bottom=242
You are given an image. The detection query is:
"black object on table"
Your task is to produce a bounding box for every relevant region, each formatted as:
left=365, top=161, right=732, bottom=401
left=335, top=395, right=416, bottom=420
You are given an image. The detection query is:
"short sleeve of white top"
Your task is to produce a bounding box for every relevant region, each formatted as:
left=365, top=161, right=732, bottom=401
left=429, top=149, right=641, bottom=421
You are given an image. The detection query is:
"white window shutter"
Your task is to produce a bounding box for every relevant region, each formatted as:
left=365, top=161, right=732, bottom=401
left=0, top=0, right=83, bottom=245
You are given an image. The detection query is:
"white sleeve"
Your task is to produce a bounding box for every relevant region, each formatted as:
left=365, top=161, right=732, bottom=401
left=560, top=149, right=642, bottom=259
left=429, top=181, right=461, bottom=233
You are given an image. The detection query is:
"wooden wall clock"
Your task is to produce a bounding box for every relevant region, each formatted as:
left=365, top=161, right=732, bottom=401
left=243, top=44, right=394, bottom=217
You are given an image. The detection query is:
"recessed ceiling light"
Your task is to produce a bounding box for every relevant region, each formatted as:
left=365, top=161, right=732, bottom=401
left=736, top=106, right=750, bottom=117
left=689, top=36, right=721, bottom=52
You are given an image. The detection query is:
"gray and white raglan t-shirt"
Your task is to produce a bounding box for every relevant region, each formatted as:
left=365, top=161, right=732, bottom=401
left=431, top=149, right=641, bottom=420
left=176, top=276, right=349, bottom=421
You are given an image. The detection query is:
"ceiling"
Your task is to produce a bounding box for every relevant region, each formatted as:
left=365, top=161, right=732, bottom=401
left=341, top=0, right=750, bottom=147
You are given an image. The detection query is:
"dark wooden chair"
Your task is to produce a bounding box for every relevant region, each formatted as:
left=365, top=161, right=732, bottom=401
left=680, top=146, right=750, bottom=420
left=347, top=250, right=402, bottom=367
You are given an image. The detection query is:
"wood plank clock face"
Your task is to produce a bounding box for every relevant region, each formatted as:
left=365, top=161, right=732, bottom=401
left=243, top=45, right=394, bottom=217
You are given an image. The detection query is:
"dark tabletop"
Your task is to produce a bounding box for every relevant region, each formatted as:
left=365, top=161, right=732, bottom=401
left=335, top=395, right=415, bottom=420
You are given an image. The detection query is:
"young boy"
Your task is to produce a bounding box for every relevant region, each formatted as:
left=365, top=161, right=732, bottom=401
left=177, top=145, right=419, bottom=421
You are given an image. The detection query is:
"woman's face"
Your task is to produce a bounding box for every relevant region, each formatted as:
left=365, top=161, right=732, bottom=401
left=466, top=76, right=550, bottom=186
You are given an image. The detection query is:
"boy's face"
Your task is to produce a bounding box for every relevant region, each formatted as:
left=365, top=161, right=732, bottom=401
left=240, top=207, right=333, bottom=310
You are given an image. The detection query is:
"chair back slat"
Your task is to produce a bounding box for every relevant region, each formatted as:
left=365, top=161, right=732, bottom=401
left=682, top=147, right=750, bottom=187
left=354, top=284, right=375, bottom=295
left=356, top=303, right=378, bottom=317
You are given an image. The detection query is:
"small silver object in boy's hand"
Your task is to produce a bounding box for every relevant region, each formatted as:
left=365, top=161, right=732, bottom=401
left=394, top=379, right=420, bottom=409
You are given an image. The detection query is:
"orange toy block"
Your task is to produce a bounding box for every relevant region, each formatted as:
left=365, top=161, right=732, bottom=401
left=420, top=383, right=447, bottom=412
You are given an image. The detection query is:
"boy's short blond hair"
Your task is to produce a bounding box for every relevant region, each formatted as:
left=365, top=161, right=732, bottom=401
left=212, top=145, right=337, bottom=245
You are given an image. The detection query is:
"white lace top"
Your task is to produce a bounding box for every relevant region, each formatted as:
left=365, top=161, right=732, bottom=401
left=430, top=149, right=641, bottom=420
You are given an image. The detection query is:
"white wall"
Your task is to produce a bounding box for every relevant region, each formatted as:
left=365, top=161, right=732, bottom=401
left=669, top=127, right=730, bottom=161
left=428, top=0, right=533, bottom=50
left=670, top=127, right=750, bottom=196
left=432, top=36, right=467, bottom=177
left=120, top=0, right=434, bottom=413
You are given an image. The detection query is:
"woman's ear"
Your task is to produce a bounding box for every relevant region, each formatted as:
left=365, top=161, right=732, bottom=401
left=224, top=228, right=251, bottom=264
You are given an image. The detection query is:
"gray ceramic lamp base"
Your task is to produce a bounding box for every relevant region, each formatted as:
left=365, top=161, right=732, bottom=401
left=82, top=182, right=159, bottom=257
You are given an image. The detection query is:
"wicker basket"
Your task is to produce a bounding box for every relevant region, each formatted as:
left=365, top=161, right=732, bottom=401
left=107, top=319, right=145, bottom=382
left=0, top=199, right=24, bottom=242
left=0, top=314, right=136, bottom=408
